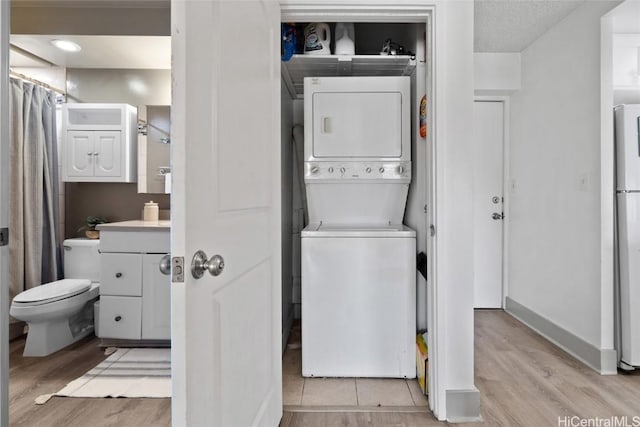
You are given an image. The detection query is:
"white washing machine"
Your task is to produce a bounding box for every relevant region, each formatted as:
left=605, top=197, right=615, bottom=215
left=301, top=77, right=416, bottom=378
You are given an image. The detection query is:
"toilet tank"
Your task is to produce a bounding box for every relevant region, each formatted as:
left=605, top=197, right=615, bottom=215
left=63, top=238, right=101, bottom=282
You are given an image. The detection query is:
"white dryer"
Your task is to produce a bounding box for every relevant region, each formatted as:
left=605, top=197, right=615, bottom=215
left=301, top=77, right=416, bottom=378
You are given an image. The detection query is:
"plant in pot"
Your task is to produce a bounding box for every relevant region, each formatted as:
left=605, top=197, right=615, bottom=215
left=78, top=216, right=108, bottom=239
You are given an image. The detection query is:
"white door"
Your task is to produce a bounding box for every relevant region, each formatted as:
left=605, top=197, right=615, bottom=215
left=141, top=254, right=170, bottom=340
left=66, top=131, right=94, bottom=178
left=171, top=1, right=282, bottom=426
left=0, top=0, right=9, bottom=423
left=472, top=101, right=504, bottom=308
left=93, top=130, right=122, bottom=178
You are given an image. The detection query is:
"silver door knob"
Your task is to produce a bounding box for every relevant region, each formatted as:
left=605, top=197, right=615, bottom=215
left=492, top=212, right=504, bottom=220
left=191, top=250, right=225, bottom=278
left=159, top=254, right=171, bottom=275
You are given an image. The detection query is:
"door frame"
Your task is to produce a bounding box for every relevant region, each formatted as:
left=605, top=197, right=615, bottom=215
left=281, top=2, right=443, bottom=417
left=0, top=0, right=9, bottom=424
left=473, top=96, right=510, bottom=309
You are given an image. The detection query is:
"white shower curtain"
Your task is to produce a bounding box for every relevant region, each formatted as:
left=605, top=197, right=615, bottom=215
left=8, top=78, right=62, bottom=301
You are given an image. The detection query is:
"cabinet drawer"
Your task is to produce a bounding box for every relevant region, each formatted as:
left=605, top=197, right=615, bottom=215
left=98, top=296, right=141, bottom=339
left=100, top=253, right=142, bottom=296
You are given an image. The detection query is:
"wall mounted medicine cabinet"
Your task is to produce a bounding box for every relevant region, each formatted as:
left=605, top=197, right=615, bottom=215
left=62, top=103, right=138, bottom=183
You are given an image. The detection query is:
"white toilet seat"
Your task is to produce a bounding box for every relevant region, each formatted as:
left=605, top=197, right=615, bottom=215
left=13, top=279, right=91, bottom=306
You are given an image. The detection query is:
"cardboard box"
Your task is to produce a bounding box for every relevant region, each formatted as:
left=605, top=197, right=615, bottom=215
left=416, top=333, right=428, bottom=395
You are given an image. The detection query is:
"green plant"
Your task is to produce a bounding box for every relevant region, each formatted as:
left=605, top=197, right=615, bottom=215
left=77, top=216, right=108, bottom=233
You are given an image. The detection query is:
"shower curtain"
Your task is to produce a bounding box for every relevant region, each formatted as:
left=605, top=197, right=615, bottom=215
left=8, top=78, right=62, bottom=301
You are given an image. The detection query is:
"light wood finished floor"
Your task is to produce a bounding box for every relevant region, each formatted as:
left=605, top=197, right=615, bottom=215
left=9, top=310, right=640, bottom=426
left=9, top=336, right=170, bottom=427
left=282, top=321, right=429, bottom=409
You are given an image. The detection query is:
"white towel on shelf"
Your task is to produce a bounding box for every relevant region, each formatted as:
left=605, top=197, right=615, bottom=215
left=164, top=172, right=172, bottom=193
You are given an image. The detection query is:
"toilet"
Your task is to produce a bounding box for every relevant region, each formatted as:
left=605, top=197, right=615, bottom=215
left=10, top=238, right=101, bottom=357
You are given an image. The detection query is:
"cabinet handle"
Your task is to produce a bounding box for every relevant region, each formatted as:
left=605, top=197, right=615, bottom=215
left=94, top=152, right=99, bottom=156
left=115, top=272, right=123, bottom=278
left=159, top=254, right=171, bottom=275
left=114, top=315, right=122, bottom=322
left=87, top=152, right=94, bottom=156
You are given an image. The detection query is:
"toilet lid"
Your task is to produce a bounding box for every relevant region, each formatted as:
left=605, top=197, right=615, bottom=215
left=13, top=279, right=91, bottom=305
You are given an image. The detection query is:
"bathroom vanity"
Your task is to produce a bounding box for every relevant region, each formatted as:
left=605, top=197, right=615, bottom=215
left=96, top=220, right=170, bottom=343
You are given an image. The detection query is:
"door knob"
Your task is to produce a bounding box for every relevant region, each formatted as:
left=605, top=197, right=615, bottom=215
left=159, top=254, right=171, bottom=275
left=191, top=250, right=225, bottom=278
left=492, top=212, right=504, bottom=220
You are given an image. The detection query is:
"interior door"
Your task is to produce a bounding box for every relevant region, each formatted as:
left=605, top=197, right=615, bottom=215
left=0, top=0, right=9, bottom=423
left=472, top=101, right=504, bottom=308
left=171, top=1, right=282, bottom=426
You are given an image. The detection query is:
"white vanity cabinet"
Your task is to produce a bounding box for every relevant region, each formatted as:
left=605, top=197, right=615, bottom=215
left=97, top=221, right=170, bottom=341
left=62, top=104, right=137, bottom=183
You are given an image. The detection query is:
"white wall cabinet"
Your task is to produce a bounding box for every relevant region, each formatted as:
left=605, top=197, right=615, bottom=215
left=62, top=104, right=137, bottom=183
left=97, top=222, right=170, bottom=341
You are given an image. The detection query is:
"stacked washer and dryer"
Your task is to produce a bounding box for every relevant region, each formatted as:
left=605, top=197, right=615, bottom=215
left=301, top=76, right=416, bottom=378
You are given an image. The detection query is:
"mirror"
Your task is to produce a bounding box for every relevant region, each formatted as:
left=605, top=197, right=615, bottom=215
left=138, top=105, right=170, bottom=194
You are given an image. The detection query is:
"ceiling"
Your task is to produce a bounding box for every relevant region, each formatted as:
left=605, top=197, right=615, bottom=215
left=474, top=0, right=585, bottom=52
left=10, top=35, right=170, bottom=69
left=8, top=0, right=603, bottom=69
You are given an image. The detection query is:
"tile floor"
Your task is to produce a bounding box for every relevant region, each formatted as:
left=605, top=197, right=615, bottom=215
left=282, top=325, right=429, bottom=409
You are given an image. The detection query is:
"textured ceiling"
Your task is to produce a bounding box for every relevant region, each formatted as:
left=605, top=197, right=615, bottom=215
left=475, top=0, right=585, bottom=52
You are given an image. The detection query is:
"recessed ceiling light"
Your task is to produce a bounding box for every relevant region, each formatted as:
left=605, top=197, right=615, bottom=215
left=50, top=39, right=81, bottom=53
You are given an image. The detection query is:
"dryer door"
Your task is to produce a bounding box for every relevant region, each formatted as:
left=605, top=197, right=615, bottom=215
left=312, top=91, right=402, bottom=158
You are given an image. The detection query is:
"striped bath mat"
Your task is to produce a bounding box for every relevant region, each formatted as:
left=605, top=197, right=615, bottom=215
left=51, top=348, right=170, bottom=399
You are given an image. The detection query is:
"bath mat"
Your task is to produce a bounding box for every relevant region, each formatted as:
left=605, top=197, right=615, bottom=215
left=51, top=348, right=170, bottom=399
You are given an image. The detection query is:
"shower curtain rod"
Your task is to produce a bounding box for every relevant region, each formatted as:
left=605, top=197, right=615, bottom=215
left=9, top=70, right=67, bottom=96
left=9, top=70, right=81, bottom=102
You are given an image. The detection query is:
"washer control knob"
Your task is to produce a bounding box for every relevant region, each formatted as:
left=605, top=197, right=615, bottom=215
left=340, top=167, right=346, bottom=174
left=311, top=166, right=319, bottom=174
left=397, top=165, right=405, bottom=175
left=365, top=167, right=372, bottom=173
left=328, top=167, right=334, bottom=173
left=379, top=167, right=385, bottom=173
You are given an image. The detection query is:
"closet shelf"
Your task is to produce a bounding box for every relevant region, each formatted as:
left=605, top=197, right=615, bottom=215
left=281, top=54, right=416, bottom=98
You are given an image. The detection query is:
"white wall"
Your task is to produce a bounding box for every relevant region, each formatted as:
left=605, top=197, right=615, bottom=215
left=508, top=1, right=619, bottom=355
left=474, top=53, right=521, bottom=95
left=432, top=0, right=477, bottom=419
left=291, top=100, right=304, bottom=320
left=281, top=86, right=294, bottom=344
left=612, top=33, right=640, bottom=104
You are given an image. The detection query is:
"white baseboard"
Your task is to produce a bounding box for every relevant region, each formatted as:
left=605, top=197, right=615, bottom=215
left=505, top=297, right=618, bottom=375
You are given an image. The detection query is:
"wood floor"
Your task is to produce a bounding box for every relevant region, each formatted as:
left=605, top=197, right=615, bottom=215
left=8, top=310, right=640, bottom=426
left=8, top=336, right=170, bottom=427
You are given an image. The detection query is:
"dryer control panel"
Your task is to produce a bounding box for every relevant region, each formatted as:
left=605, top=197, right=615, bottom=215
left=305, top=161, right=411, bottom=182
